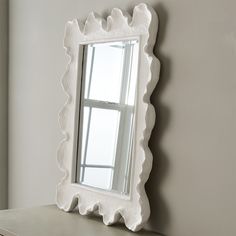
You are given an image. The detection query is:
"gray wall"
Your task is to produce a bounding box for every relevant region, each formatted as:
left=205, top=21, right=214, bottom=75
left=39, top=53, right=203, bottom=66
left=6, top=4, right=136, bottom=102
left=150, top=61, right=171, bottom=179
left=0, top=0, right=8, bottom=210
left=8, top=0, right=236, bottom=236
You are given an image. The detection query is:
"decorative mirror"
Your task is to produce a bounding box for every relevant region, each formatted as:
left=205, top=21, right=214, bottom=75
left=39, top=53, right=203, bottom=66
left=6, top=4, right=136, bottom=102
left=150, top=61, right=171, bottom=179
left=56, top=3, right=160, bottom=231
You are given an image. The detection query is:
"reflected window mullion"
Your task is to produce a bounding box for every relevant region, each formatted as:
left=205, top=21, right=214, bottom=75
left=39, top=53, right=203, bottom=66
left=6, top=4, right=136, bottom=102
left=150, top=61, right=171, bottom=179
left=84, top=99, right=123, bottom=111
left=81, top=164, right=114, bottom=169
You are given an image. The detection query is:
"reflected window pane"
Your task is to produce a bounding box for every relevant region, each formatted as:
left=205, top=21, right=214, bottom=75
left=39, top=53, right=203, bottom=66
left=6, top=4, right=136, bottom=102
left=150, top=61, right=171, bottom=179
left=81, top=167, right=113, bottom=190
left=84, top=43, right=124, bottom=103
left=82, top=108, right=120, bottom=166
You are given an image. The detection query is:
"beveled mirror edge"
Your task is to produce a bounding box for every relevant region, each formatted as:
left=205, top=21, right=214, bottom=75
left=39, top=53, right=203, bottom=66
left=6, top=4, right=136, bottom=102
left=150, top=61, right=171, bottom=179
left=56, top=3, right=160, bottom=232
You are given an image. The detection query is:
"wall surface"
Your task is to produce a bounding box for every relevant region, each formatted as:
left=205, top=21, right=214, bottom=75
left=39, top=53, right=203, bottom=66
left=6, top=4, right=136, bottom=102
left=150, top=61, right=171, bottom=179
left=0, top=0, right=8, bottom=210
left=9, top=0, right=236, bottom=236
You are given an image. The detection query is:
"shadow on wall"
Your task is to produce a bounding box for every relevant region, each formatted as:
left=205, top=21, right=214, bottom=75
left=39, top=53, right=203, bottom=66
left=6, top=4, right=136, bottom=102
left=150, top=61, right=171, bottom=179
left=145, top=3, right=171, bottom=236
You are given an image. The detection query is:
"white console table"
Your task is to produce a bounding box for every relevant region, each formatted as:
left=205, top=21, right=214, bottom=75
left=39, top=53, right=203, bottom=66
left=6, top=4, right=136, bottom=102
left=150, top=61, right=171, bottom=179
left=0, top=205, right=159, bottom=236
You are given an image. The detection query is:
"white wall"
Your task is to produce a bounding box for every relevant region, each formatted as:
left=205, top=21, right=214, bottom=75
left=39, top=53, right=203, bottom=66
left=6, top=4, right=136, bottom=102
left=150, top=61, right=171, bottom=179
left=9, top=0, right=236, bottom=235
left=0, top=0, right=8, bottom=210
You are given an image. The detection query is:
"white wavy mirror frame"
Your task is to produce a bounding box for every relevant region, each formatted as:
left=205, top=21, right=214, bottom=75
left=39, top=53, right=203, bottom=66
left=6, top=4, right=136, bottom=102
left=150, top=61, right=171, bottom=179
left=56, top=3, right=160, bottom=231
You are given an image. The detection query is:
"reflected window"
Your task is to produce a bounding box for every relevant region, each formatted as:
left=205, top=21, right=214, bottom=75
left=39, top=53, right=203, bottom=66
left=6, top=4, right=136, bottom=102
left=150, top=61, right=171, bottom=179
left=76, top=40, right=139, bottom=194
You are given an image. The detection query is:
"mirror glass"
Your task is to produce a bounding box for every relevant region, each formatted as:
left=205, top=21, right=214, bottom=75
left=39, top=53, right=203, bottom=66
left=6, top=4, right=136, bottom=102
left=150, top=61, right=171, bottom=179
left=75, top=40, right=139, bottom=195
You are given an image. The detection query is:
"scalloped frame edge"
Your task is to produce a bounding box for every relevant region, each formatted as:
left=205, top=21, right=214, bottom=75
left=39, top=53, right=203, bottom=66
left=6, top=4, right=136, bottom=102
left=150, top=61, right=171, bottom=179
left=56, top=3, right=160, bottom=232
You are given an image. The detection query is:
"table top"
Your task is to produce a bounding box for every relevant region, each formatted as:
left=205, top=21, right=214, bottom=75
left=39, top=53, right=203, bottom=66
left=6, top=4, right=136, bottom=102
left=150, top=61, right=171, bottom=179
left=0, top=205, right=159, bottom=236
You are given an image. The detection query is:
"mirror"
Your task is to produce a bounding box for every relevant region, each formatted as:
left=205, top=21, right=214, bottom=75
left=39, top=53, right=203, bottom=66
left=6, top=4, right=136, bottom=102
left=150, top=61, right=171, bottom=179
left=75, top=40, right=139, bottom=194
left=56, top=3, right=159, bottom=231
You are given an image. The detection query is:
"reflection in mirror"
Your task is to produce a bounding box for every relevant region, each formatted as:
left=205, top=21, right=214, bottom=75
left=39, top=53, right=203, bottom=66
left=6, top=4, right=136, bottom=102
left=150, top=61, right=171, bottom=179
left=75, top=40, right=139, bottom=195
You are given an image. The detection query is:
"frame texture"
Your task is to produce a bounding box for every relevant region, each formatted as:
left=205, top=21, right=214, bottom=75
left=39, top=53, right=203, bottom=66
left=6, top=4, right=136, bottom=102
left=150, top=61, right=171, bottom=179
left=56, top=3, right=160, bottom=231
